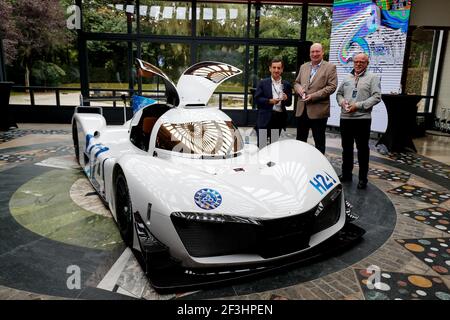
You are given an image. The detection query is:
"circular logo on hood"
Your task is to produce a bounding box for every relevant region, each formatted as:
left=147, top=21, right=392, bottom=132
left=194, top=188, right=222, bottom=210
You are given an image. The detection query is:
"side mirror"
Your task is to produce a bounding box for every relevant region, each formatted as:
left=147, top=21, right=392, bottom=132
left=94, top=131, right=100, bottom=138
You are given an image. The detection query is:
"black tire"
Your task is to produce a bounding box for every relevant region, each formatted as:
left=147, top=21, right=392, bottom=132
left=72, top=122, right=80, bottom=163
left=115, top=170, right=134, bottom=246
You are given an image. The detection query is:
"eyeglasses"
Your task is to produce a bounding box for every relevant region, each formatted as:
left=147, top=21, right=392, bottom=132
left=354, top=61, right=368, bottom=64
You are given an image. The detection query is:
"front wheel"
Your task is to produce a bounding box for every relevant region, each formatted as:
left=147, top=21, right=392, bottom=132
left=115, top=170, right=134, bottom=246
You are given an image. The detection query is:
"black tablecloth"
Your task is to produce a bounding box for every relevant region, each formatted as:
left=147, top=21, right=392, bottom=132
left=376, top=94, right=422, bottom=152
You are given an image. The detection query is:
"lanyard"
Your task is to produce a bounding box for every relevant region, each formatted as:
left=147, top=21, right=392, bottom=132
left=354, top=75, right=360, bottom=89
left=354, top=69, right=366, bottom=89
left=272, top=81, right=283, bottom=97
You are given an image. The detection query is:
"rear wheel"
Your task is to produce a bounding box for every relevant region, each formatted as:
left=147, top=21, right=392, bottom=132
left=115, top=170, right=134, bottom=246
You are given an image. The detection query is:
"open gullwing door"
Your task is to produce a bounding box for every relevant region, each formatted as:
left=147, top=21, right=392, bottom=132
left=176, top=62, right=242, bottom=107
left=136, top=58, right=180, bottom=106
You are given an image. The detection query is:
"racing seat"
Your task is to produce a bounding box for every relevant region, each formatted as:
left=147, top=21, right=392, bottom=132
left=141, top=117, right=158, bottom=151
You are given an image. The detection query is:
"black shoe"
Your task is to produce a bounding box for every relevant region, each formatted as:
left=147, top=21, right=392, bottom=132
left=338, top=174, right=352, bottom=182
left=357, top=181, right=367, bottom=189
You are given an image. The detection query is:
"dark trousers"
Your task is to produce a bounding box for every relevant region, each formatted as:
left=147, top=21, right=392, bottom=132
left=296, top=109, right=327, bottom=154
left=257, top=111, right=286, bottom=147
left=340, top=118, right=371, bottom=182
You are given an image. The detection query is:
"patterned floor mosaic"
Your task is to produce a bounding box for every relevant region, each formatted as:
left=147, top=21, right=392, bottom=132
left=385, top=152, right=450, bottom=180
left=0, top=153, right=34, bottom=163
left=1, top=126, right=449, bottom=300
left=39, top=145, right=73, bottom=154
left=0, top=145, right=73, bottom=165
left=369, top=168, right=411, bottom=183
left=396, top=238, right=450, bottom=275
left=388, top=184, right=450, bottom=205
left=326, top=154, right=358, bottom=168
left=401, top=207, right=450, bottom=235
left=355, top=269, right=450, bottom=300
left=0, top=129, right=70, bottom=143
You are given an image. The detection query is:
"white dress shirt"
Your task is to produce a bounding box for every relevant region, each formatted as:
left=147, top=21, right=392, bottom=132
left=271, top=77, right=283, bottom=112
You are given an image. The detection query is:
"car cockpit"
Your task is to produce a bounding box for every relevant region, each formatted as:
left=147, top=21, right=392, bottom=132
left=130, top=104, right=170, bottom=151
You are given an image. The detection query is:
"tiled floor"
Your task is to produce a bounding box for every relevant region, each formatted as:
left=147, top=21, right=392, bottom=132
left=0, top=124, right=449, bottom=300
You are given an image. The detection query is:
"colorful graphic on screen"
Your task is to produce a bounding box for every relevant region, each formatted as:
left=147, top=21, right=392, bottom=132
left=328, top=0, right=412, bottom=132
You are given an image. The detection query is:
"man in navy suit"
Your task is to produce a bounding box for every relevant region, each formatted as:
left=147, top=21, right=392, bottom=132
left=255, top=57, right=292, bottom=147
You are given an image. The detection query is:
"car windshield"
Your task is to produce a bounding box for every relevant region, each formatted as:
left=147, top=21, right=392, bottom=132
left=155, top=120, right=243, bottom=157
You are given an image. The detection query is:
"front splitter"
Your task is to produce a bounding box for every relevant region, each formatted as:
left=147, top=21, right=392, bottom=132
left=139, top=223, right=365, bottom=294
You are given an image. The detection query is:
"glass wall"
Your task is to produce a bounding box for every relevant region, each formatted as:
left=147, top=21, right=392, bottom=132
left=5, top=0, right=332, bottom=116
left=139, top=1, right=192, bottom=36
left=197, top=2, right=248, bottom=37
left=197, top=44, right=246, bottom=109
left=256, top=4, right=302, bottom=40
left=87, top=40, right=131, bottom=93
left=405, top=29, right=435, bottom=112
left=248, top=46, right=298, bottom=111
left=307, top=6, right=332, bottom=60
left=5, top=0, right=80, bottom=105
left=82, top=0, right=136, bottom=33
left=138, top=42, right=190, bottom=95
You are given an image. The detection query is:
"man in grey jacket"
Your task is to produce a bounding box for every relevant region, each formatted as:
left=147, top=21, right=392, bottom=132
left=336, top=53, right=381, bottom=189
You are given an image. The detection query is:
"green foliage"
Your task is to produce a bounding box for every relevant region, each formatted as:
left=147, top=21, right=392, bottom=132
left=255, top=5, right=332, bottom=81
left=140, top=1, right=192, bottom=36
left=254, top=5, right=302, bottom=83
left=259, top=5, right=302, bottom=40
left=197, top=3, right=248, bottom=37
left=307, top=6, right=333, bottom=59
left=1, top=0, right=71, bottom=86
left=408, top=29, right=434, bottom=68
left=3, top=1, right=334, bottom=89
left=31, top=60, right=66, bottom=86
left=141, top=42, right=190, bottom=81
left=255, top=46, right=297, bottom=82
left=0, top=0, right=19, bottom=64
left=405, top=67, right=427, bottom=95
left=82, top=0, right=129, bottom=34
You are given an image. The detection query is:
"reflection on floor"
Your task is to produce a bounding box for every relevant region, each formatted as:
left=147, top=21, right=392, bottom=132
left=414, top=131, right=450, bottom=164
left=0, top=124, right=449, bottom=300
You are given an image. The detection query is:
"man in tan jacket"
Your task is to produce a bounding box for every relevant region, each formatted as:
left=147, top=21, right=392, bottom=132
left=294, top=43, right=337, bottom=154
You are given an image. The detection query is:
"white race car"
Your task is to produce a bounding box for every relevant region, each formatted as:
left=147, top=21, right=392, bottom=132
left=72, top=59, right=362, bottom=292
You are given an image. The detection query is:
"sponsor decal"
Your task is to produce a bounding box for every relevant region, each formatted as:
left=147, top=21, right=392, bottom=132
left=94, top=146, right=109, bottom=158
left=194, top=188, right=222, bottom=210
left=84, top=134, right=109, bottom=180
left=85, top=134, right=110, bottom=161
left=85, top=134, right=93, bottom=152
left=88, top=143, right=102, bottom=153
left=309, top=171, right=337, bottom=195
left=132, top=95, right=157, bottom=114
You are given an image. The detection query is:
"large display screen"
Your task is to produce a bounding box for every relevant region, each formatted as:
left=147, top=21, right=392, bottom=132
left=328, top=0, right=412, bottom=132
